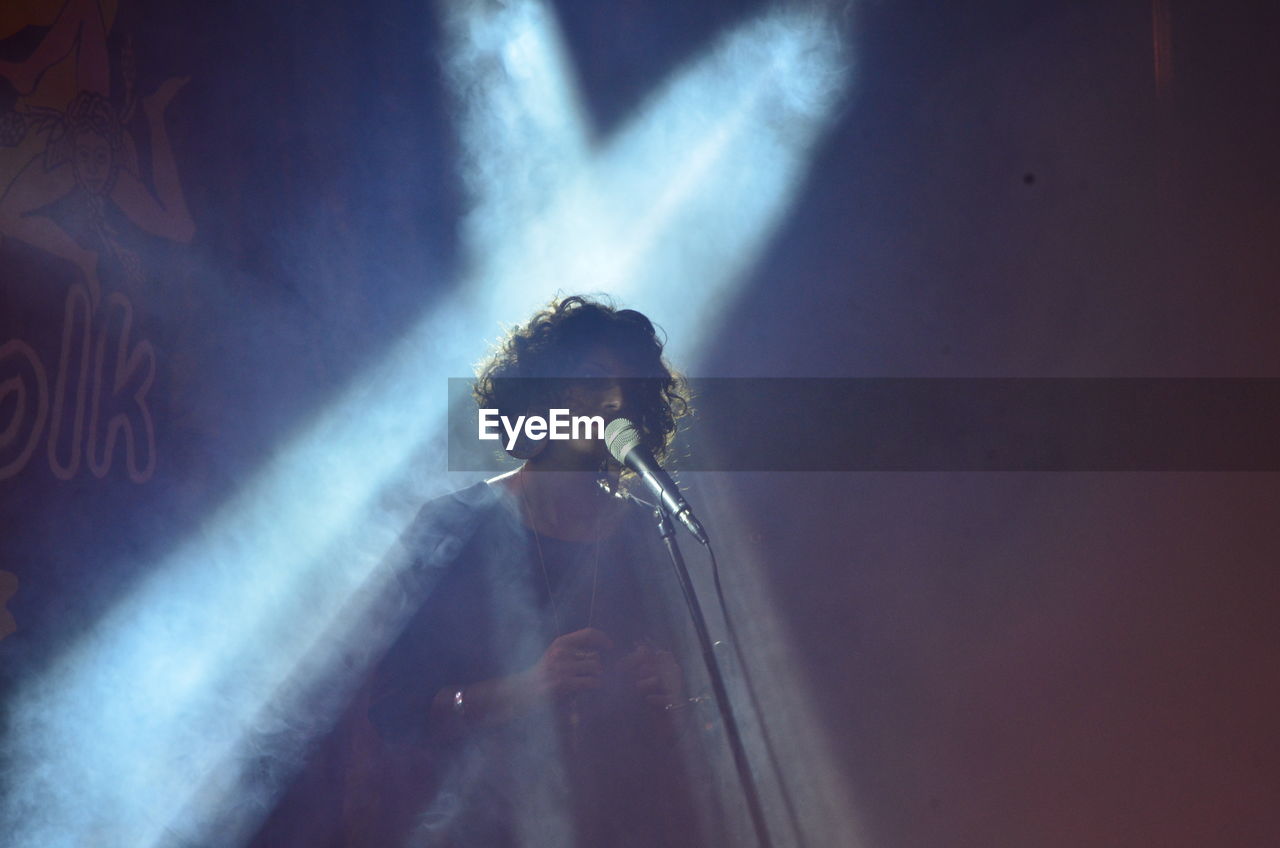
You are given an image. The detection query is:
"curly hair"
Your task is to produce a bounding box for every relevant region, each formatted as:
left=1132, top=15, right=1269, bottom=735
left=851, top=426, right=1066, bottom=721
left=473, top=294, right=689, bottom=461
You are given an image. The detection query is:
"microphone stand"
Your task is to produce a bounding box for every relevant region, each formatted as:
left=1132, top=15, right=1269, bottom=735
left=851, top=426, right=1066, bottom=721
left=650, top=503, right=774, bottom=848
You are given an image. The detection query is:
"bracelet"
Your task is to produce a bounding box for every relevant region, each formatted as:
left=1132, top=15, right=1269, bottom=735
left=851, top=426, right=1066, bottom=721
left=664, top=694, right=710, bottom=712
left=452, top=688, right=466, bottom=719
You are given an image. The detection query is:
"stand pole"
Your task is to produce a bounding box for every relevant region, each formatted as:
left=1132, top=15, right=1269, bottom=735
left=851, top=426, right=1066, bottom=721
left=652, top=506, right=774, bottom=848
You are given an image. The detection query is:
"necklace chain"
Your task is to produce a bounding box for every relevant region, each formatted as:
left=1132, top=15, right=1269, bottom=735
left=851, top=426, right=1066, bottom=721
left=518, top=472, right=604, bottom=634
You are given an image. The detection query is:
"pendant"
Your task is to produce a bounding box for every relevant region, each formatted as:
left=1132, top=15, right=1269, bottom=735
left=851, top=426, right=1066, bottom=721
left=568, top=696, right=582, bottom=751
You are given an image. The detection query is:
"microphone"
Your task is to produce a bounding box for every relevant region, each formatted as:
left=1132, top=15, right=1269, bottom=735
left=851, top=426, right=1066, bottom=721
left=603, top=418, right=709, bottom=545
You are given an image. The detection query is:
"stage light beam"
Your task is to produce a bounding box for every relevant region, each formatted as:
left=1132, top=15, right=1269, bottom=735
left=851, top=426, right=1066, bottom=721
left=1, top=3, right=854, bottom=846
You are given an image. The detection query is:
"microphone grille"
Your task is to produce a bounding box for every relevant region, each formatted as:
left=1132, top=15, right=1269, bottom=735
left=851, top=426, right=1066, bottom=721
left=603, top=418, right=643, bottom=463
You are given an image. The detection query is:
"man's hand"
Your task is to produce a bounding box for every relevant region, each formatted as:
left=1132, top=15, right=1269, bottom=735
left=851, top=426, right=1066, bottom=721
left=619, top=642, right=685, bottom=710
left=526, top=627, right=614, bottom=700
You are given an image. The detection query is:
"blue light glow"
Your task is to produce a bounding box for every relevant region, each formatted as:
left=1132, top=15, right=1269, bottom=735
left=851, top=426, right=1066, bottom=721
left=1, top=2, right=853, bottom=845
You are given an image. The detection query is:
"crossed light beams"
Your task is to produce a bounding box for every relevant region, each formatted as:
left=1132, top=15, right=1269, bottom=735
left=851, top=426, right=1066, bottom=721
left=457, top=2, right=853, bottom=364
left=1, top=2, right=851, bottom=846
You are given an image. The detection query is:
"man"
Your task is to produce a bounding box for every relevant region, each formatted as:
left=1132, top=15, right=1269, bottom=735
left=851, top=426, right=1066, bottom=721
left=360, top=295, right=715, bottom=847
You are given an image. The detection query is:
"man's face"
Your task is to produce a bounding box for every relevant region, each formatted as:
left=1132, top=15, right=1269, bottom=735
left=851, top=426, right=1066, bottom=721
left=73, top=131, right=112, bottom=195
left=552, top=346, right=629, bottom=464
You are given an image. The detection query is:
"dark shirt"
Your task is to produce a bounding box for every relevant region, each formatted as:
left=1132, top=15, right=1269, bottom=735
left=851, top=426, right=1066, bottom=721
left=365, top=481, right=705, bottom=848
